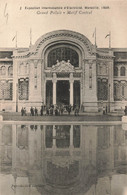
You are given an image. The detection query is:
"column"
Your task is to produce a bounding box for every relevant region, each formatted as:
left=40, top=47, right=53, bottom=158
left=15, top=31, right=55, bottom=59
left=70, top=73, right=74, bottom=106
left=70, top=125, right=73, bottom=147
left=118, top=66, right=121, bottom=77
left=53, top=73, right=57, bottom=105
left=53, top=125, right=56, bottom=150
left=53, top=81, right=56, bottom=105
left=126, top=67, right=127, bottom=77
left=43, top=81, right=46, bottom=105
left=70, top=125, right=74, bottom=155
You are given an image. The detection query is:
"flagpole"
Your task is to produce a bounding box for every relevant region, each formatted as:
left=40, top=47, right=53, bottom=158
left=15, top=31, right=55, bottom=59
left=109, top=31, right=111, bottom=49
left=95, top=27, right=97, bottom=47
left=30, top=28, right=32, bottom=47
left=16, top=31, right=17, bottom=48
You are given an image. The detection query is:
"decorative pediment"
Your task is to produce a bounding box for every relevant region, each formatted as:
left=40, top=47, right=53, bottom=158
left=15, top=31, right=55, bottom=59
left=51, top=60, right=75, bottom=73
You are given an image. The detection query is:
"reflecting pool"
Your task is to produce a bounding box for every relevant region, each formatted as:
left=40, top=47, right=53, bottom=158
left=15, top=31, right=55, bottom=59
left=0, top=123, right=127, bottom=195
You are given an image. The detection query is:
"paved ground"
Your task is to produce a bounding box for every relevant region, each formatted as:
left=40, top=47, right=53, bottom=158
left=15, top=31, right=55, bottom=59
left=1, top=112, right=122, bottom=121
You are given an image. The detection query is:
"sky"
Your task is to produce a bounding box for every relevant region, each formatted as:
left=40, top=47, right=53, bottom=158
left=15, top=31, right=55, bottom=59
left=0, top=0, right=127, bottom=48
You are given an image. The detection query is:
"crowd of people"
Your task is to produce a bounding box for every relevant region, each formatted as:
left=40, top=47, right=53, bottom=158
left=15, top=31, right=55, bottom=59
left=21, top=104, right=80, bottom=116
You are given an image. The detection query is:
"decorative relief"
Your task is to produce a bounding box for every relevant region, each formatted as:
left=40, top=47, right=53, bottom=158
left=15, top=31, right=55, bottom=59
left=18, top=62, right=29, bottom=75
left=89, top=64, right=92, bottom=89
left=97, top=62, right=108, bottom=76
left=33, top=59, right=40, bottom=68
left=51, top=60, right=75, bottom=73
left=35, top=31, right=93, bottom=54
left=13, top=31, right=94, bottom=58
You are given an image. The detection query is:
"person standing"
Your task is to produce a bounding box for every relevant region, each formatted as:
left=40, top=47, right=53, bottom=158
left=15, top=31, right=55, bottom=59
left=35, top=107, right=38, bottom=116
left=23, top=107, right=27, bottom=116
left=103, top=107, right=105, bottom=115
left=40, top=105, right=43, bottom=116
left=32, top=107, right=34, bottom=116
left=124, top=106, right=127, bottom=115
left=21, top=107, right=24, bottom=116
left=30, top=107, right=33, bottom=116
left=68, top=105, right=71, bottom=115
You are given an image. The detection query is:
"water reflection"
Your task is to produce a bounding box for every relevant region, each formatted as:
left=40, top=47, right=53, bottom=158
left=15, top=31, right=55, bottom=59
left=0, top=123, right=127, bottom=195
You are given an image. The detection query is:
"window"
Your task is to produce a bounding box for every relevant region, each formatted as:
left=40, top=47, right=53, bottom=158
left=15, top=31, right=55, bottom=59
left=48, top=47, right=79, bottom=67
left=114, top=67, right=118, bottom=76
left=8, top=66, right=13, bottom=76
left=120, top=66, right=125, bottom=76
left=1, top=66, right=6, bottom=75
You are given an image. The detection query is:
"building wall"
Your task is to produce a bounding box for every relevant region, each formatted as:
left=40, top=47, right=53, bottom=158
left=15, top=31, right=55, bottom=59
left=0, top=30, right=127, bottom=112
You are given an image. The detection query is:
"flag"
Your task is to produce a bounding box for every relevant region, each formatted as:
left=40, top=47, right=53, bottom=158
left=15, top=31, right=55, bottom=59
left=92, top=28, right=96, bottom=37
left=105, top=32, right=111, bottom=48
left=12, top=32, right=17, bottom=48
left=105, top=34, right=110, bottom=38
left=92, top=31, right=95, bottom=37
left=12, top=35, right=16, bottom=41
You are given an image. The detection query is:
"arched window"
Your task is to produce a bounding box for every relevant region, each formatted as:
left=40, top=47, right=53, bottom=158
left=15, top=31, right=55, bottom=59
left=120, top=66, right=125, bottom=76
left=114, top=67, right=118, bottom=76
left=8, top=66, right=13, bottom=76
left=47, top=47, right=79, bottom=67
left=1, top=66, right=6, bottom=75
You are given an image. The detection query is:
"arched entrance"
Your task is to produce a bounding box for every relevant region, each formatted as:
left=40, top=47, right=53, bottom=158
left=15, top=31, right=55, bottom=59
left=45, top=60, right=81, bottom=107
left=43, top=33, right=84, bottom=108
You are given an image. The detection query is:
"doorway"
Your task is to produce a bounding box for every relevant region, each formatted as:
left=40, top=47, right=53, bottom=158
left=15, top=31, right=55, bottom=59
left=57, top=81, right=69, bottom=105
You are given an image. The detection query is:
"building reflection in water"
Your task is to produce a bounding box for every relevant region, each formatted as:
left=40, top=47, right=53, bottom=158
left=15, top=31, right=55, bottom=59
left=0, top=123, right=127, bottom=195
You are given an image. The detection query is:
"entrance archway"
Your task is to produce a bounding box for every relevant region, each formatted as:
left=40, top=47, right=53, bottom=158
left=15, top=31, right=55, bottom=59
left=57, top=81, right=69, bottom=105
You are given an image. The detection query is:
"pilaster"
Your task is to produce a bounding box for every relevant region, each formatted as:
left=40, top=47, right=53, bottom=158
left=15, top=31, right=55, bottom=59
left=108, top=59, right=114, bottom=112
left=83, top=59, right=98, bottom=112
left=12, top=57, right=18, bottom=111
left=29, top=59, right=42, bottom=103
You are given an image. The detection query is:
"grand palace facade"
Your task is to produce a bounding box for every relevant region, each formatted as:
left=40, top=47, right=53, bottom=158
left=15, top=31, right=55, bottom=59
left=0, top=30, right=127, bottom=112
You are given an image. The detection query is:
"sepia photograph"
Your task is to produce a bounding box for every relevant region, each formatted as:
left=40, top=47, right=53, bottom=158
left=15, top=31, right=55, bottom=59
left=0, top=0, right=127, bottom=194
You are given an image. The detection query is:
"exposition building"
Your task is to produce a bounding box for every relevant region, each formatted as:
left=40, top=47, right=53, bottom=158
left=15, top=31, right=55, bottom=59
left=0, top=30, right=127, bottom=112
